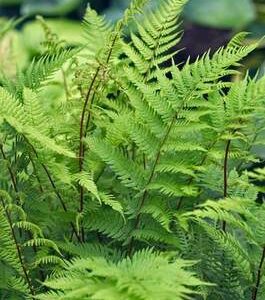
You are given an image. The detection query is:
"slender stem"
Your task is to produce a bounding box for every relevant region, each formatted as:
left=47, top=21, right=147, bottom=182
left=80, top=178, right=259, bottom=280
left=0, top=144, right=23, bottom=237
left=141, top=116, right=176, bottom=206
left=127, top=79, right=200, bottom=255
left=143, top=154, right=146, bottom=169
left=77, top=32, right=120, bottom=242
left=78, top=68, right=100, bottom=172
left=1, top=144, right=46, bottom=282
left=79, top=85, right=99, bottom=241
left=127, top=116, right=176, bottom=255
left=41, top=164, right=68, bottom=212
left=222, top=139, right=231, bottom=232
left=28, top=154, right=44, bottom=193
left=78, top=68, right=100, bottom=243
left=84, top=91, right=97, bottom=138
left=79, top=34, right=119, bottom=174
left=252, top=246, right=265, bottom=300
left=1, top=197, right=35, bottom=296
left=41, top=164, right=81, bottom=242
left=26, top=141, right=81, bottom=242
left=176, top=138, right=219, bottom=210
left=0, top=144, right=18, bottom=193
left=29, top=231, right=46, bottom=284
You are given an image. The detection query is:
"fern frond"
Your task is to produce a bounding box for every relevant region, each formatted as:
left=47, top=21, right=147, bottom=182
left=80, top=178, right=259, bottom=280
left=23, top=88, right=50, bottom=135
left=13, top=221, right=43, bottom=238
left=83, top=208, right=127, bottom=240
left=23, top=49, right=76, bottom=90
left=24, top=238, right=61, bottom=255
left=82, top=6, right=112, bottom=58
left=34, top=255, right=66, bottom=268
left=0, top=196, right=32, bottom=297
left=88, top=137, right=147, bottom=190
left=74, top=172, right=124, bottom=214
left=37, top=249, right=207, bottom=300
left=124, top=0, right=186, bottom=79
left=199, top=220, right=253, bottom=282
left=140, top=198, right=172, bottom=231
left=0, top=87, right=75, bottom=158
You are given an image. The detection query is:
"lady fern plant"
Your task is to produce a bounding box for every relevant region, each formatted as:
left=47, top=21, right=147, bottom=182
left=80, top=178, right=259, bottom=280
left=1, top=0, right=265, bottom=299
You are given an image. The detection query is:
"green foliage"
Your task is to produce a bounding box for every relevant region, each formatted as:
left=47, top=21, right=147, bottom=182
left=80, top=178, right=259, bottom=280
left=0, top=0, right=265, bottom=299
left=37, top=249, right=206, bottom=300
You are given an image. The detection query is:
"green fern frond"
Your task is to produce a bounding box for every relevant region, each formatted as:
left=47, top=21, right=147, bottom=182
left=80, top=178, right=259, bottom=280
left=199, top=220, right=253, bottom=282
left=124, top=0, right=187, bottom=79
left=23, top=49, right=76, bottom=90
left=37, top=249, right=207, bottom=300
left=88, top=137, right=147, bottom=190
left=83, top=208, right=127, bottom=240
left=13, top=221, right=43, bottom=238
left=0, top=87, right=75, bottom=158
left=34, top=255, right=66, bottom=268
left=23, top=88, right=50, bottom=135
left=82, top=6, right=112, bottom=58
left=140, top=198, right=172, bottom=231
left=0, top=1, right=265, bottom=298
left=0, top=196, right=32, bottom=297
left=24, top=238, right=61, bottom=255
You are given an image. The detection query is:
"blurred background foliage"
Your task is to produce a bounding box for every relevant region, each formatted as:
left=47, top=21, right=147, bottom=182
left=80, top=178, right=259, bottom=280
left=0, top=0, right=265, bottom=76
left=0, top=0, right=259, bottom=27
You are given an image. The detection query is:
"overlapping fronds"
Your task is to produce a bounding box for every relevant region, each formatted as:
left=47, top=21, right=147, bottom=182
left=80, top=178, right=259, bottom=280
left=37, top=249, right=207, bottom=300
left=0, top=0, right=265, bottom=299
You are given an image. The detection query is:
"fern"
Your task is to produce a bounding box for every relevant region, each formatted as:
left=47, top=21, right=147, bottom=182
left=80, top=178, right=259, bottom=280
left=0, top=198, right=32, bottom=298
left=37, top=249, right=206, bottom=300
left=1, top=0, right=265, bottom=299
